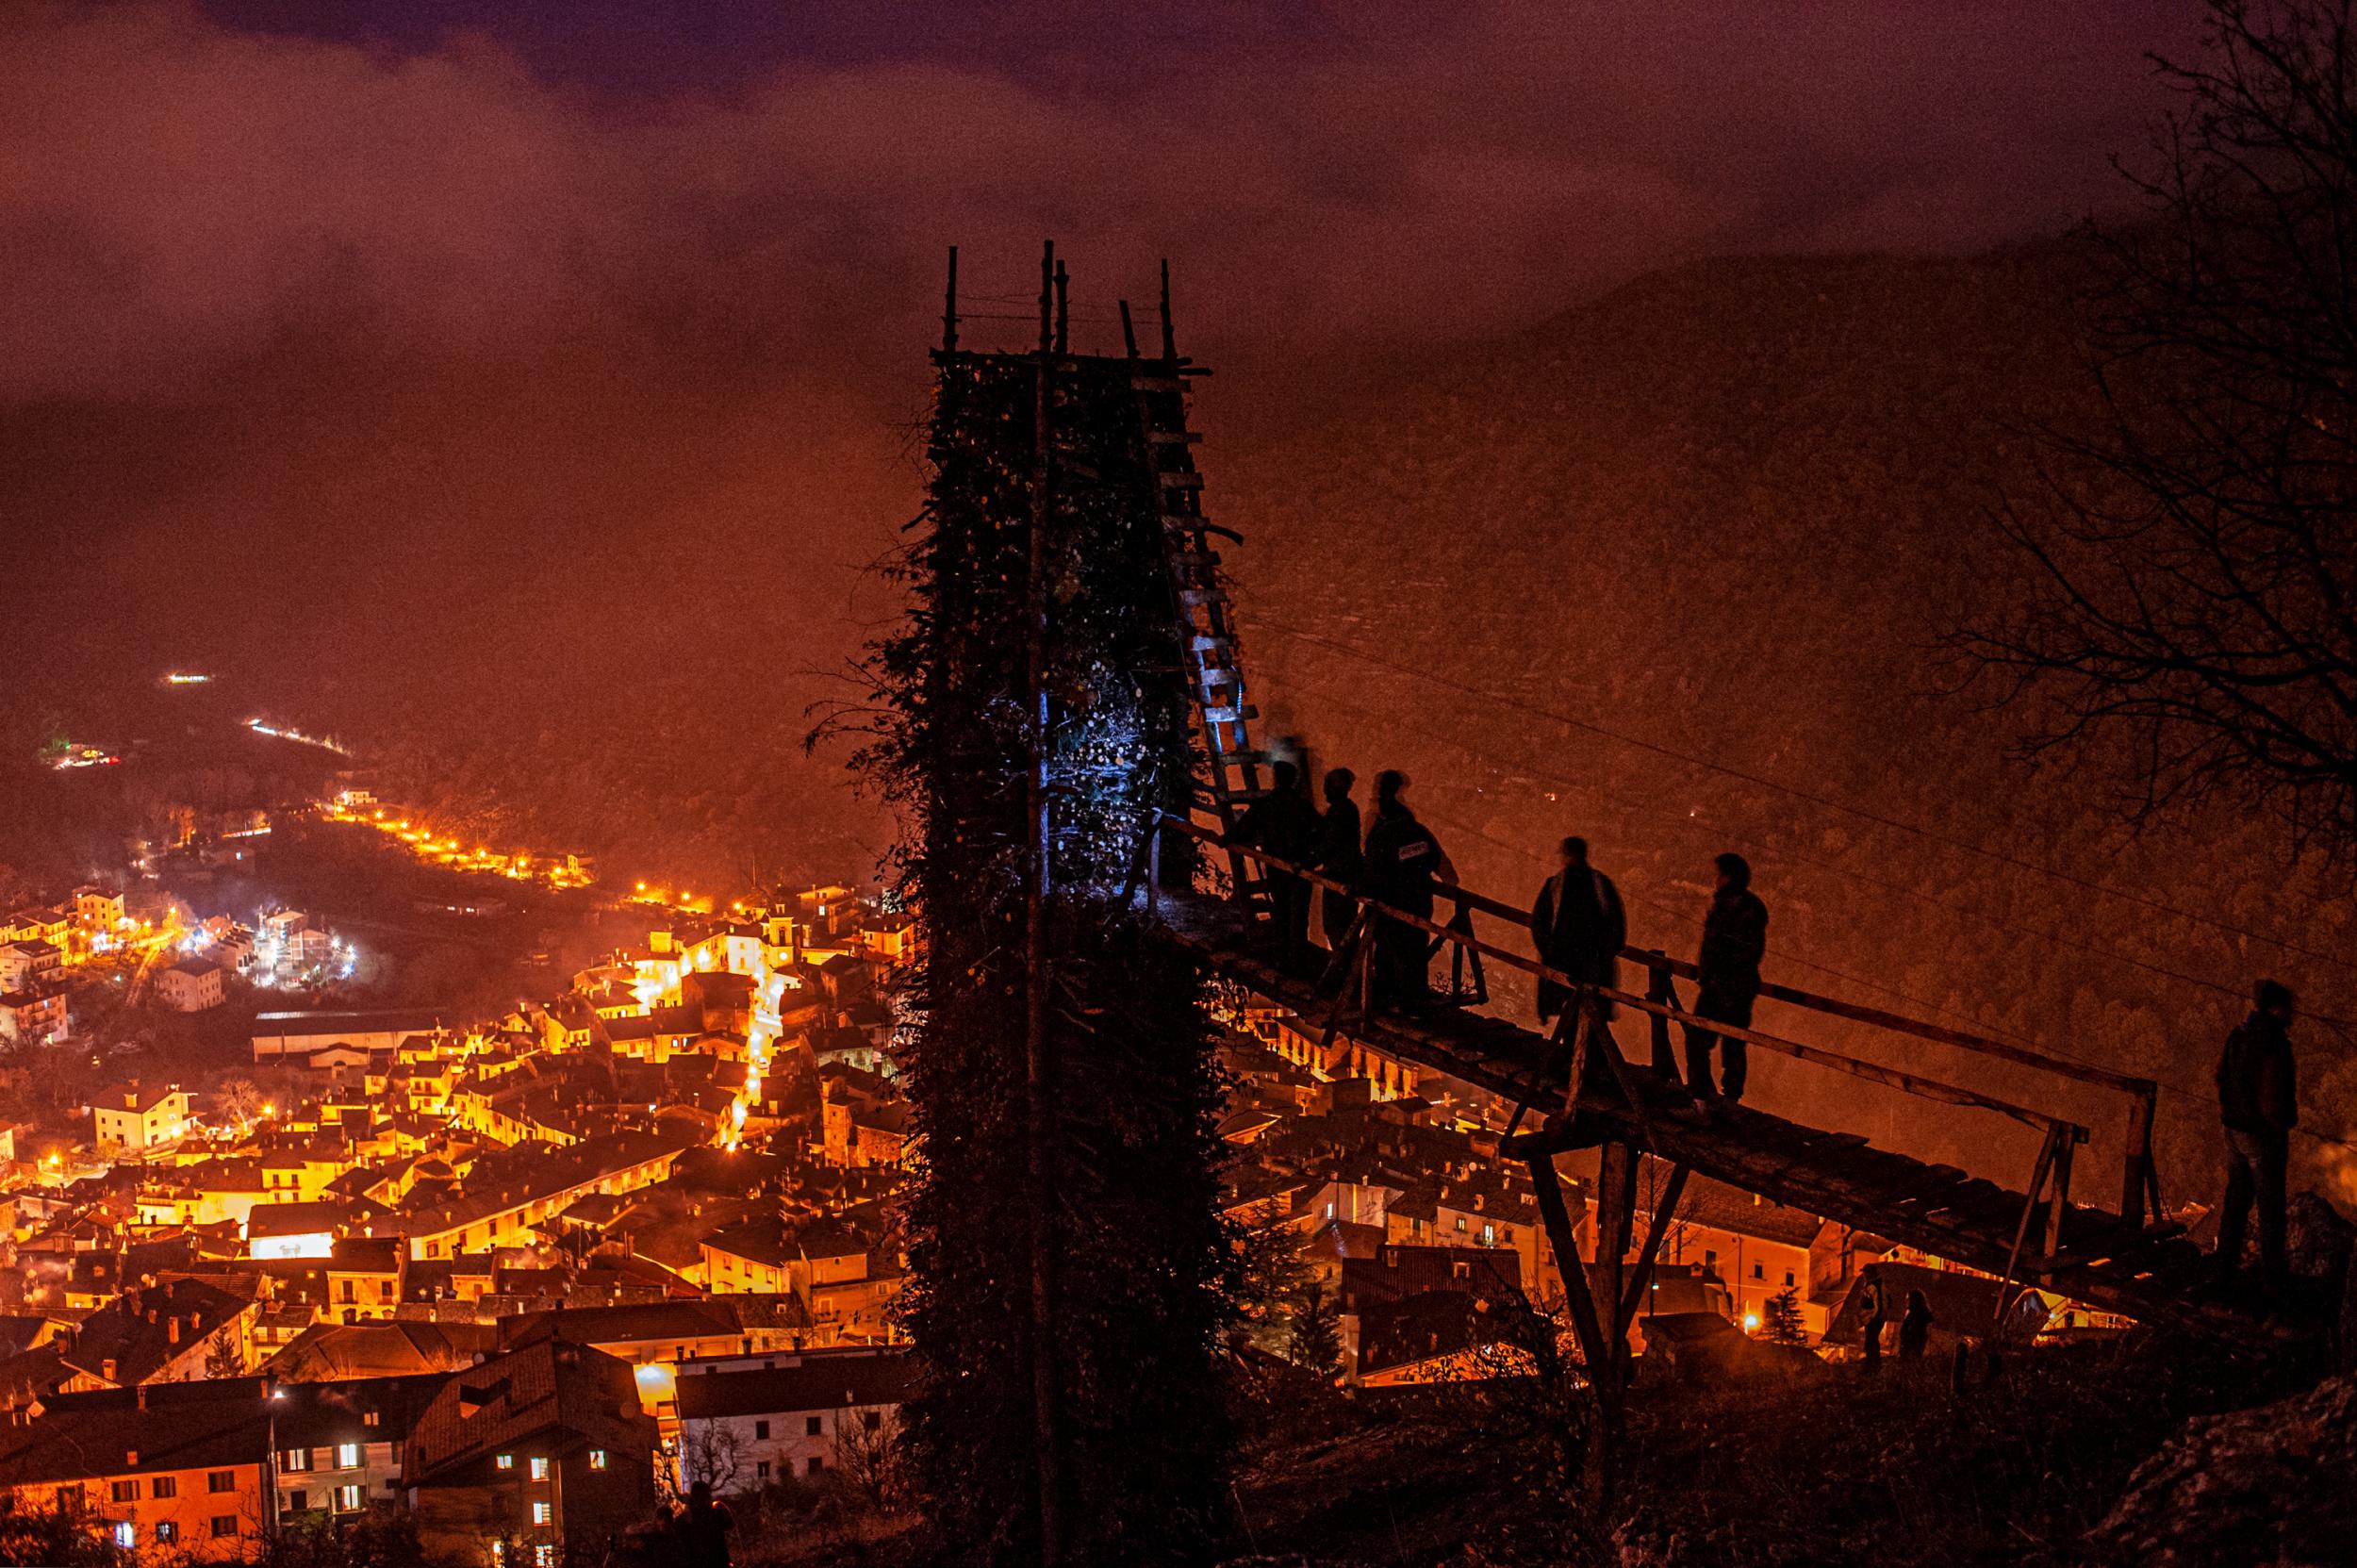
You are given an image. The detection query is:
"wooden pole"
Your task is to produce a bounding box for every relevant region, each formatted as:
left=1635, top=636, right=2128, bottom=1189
left=943, top=244, right=960, bottom=353
left=1054, top=258, right=1069, bottom=355
left=2119, top=1086, right=2156, bottom=1226
left=1023, top=238, right=1063, bottom=1568
left=1527, top=1152, right=1619, bottom=1508
left=1616, top=1163, right=1691, bottom=1341
left=1158, top=258, right=1178, bottom=362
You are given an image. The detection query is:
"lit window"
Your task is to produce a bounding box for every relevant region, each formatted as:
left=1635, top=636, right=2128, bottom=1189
left=113, top=1522, right=137, bottom=1548
left=496, top=1454, right=515, bottom=1471
left=588, top=1449, right=607, bottom=1470
left=337, top=1443, right=362, bottom=1469
left=536, top=1547, right=555, bottom=1568
left=528, top=1457, right=549, bottom=1481
left=530, top=1501, right=552, bottom=1526
left=338, top=1485, right=361, bottom=1511
left=156, top=1522, right=178, bottom=1544
left=282, top=1448, right=310, bottom=1472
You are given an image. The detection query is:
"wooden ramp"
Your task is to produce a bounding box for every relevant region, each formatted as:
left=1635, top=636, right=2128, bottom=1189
left=1156, top=891, right=2225, bottom=1336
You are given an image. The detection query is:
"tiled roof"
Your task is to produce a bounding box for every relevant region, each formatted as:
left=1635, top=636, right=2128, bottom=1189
left=0, top=1380, right=272, bottom=1486
left=673, top=1349, right=913, bottom=1421
left=406, top=1340, right=651, bottom=1483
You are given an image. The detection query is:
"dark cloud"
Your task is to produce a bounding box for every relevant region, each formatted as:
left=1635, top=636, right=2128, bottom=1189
left=2, top=1, right=2198, bottom=404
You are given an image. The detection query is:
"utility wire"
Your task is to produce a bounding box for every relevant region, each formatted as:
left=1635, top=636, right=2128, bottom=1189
left=1265, top=661, right=2357, bottom=1154
left=1257, top=620, right=2357, bottom=980
left=1270, top=660, right=2357, bottom=1031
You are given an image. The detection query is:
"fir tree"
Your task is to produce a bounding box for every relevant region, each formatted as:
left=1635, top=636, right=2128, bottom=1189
left=1286, top=1279, right=1343, bottom=1380
left=1761, top=1285, right=1805, bottom=1346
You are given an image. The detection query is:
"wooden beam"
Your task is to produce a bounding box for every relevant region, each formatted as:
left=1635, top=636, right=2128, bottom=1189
left=1526, top=1150, right=1618, bottom=1508
left=1617, top=1163, right=1691, bottom=1342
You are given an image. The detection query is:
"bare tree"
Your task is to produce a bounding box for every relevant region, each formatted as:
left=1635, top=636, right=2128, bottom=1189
left=680, top=1423, right=743, bottom=1496
left=1952, top=0, right=2357, bottom=864
left=830, top=1405, right=906, bottom=1511
left=216, top=1080, right=262, bottom=1131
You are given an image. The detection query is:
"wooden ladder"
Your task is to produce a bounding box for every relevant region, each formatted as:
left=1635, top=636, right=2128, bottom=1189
left=1123, top=286, right=1265, bottom=901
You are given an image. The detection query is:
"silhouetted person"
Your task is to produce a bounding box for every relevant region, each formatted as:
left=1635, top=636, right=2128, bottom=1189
left=1360, top=770, right=1454, bottom=1007
left=1683, top=852, right=1768, bottom=1109
left=1951, top=1341, right=1971, bottom=1395
left=1859, top=1279, right=1886, bottom=1372
left=1231, top=760, right=1318, bottom=972
left=2215, top=978, right=2299, bottom=1296
left=1310, top=767, right=1363, bottom=950
left=1897, top=1289, right=1933, bottom=1360
left=1530, top=836, right=1626, bottom=1027
left=677, top=1479, right=734, bottom=1568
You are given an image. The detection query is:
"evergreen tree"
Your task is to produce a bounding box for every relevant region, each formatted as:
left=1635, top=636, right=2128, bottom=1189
left=1236, top=1202, right=1311, bottom=1357
left=838, top=341, right=1236, bottom=1565
left=1286, top=1279, right=1343, bottom=1380
left=1761, top=1285, right=1805, bottom=1346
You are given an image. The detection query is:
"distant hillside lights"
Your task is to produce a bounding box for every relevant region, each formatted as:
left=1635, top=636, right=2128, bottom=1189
left=325, top=801, right=595, bottom=890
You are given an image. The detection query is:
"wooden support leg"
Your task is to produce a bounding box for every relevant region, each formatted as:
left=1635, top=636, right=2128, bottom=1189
left=2119, top=1090, right=2155, bottom=1227
left=1527, top=1151, right=1619, bottom=1510
left=1992, top=1123, right=2061, bottom=1334
left=1616, top=1164, right=1690, bottom=1342
left=1313, top=908, right=1372, bottom=1050
left=1595, top=1141, right=1639, bottom=1345
left=1506, top=1007, right=1578, bottom=1141
left=2044, top=1132, right=2078, bottom=1268
left=1645, top=952, right=1676, bottom=1077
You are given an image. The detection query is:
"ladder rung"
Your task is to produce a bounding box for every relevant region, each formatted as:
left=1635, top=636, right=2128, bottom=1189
left=1189, top=635, right=1233, bottom=652
left=1156, top=471, right=1205, bottom=489
left=1132, top=376, right=1188, bottom=392
left=1171, top=550, right=1220, bottom=569
left=1201, top=704, right=1258, bottom=724
left=1179, top=588, right=1228, bottom=606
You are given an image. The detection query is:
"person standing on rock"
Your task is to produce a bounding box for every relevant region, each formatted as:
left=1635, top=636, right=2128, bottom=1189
left=2214, top=978, right=2299, bottom=1296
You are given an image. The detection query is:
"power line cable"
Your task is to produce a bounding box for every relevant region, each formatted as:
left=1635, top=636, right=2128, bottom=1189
left=1256, top=620, right=2357, bottom=980
left=1269, top=666, right=2357, bottom=1152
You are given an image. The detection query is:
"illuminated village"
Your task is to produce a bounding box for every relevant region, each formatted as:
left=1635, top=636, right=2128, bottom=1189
left=14, top=4, right=2357, bottom=1564
left=0, top=754, right=2152, bottom=1566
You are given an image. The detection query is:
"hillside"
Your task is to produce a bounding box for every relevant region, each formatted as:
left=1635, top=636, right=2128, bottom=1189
left=1218, top=247, right=2357, bottom=1196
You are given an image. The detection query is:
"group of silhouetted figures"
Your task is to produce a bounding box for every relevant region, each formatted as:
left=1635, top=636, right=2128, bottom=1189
left=1228, top=764, right=2308, bottom=1306
left=1229, top=764, right=1768, bottom=1117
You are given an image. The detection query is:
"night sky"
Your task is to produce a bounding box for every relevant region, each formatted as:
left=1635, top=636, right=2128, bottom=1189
left=0, top=1, right=2205, bottom=833
left=5, top=1, right=2196, bottom=404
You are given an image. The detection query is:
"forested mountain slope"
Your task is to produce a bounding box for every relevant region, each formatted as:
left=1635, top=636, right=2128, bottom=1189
left=1219, top=248, right=2357, bottom=1197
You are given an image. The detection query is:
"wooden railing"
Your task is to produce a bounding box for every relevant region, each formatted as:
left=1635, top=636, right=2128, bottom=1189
left=1137, top=815, right=2169, bottom=1265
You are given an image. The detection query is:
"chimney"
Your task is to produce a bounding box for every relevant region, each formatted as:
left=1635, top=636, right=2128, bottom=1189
left=100, top=1359, right=116, bottom=1383
left=167, top=1317, right=180, bottom=1345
